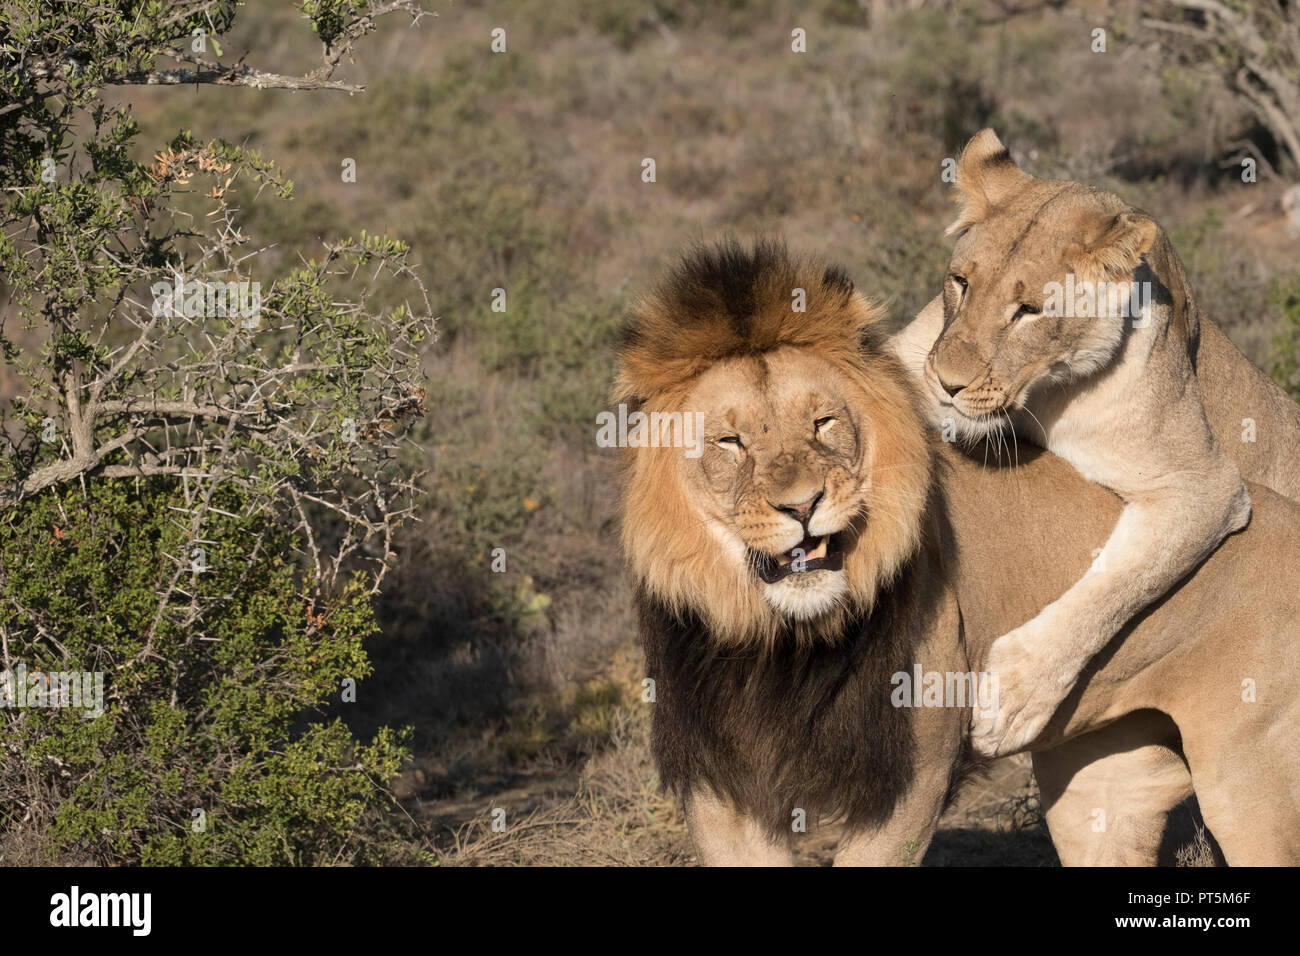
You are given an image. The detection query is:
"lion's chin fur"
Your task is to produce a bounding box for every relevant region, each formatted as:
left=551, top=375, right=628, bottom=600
left=759, top=571, right=850, bottom=622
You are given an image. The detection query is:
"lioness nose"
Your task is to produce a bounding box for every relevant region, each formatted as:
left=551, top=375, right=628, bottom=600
left=774, top=490, right=823, bottom=524
left=937, top=374, right=965, bottom=398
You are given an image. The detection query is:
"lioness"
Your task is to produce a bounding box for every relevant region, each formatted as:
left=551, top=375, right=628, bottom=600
left=895, top=129, right=1300, bottom=756
left=618, top=238, right=1300, bottom=865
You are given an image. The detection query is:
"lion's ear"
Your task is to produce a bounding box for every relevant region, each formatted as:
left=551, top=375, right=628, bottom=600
left=1066, top=210, right=1158, bottom=280
left=944, top=129, right=1030, bottom=236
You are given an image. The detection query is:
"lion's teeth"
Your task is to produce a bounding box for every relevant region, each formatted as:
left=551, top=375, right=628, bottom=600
left=779, top=536, right=829, bottom=565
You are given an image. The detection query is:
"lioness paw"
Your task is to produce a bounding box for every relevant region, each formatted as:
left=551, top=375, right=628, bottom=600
left=970, top=694, right=1059, bottom=757
left=971, top=624, right=1074, bottom=757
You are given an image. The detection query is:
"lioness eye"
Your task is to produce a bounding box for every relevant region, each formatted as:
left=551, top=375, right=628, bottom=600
left=716, top=435, right=743, bottom=449
left=1013, top=303, right=1038, bottom=320
left=814, top=416, right=836, bottom=436
left=949, top=274, right=968, bottom=290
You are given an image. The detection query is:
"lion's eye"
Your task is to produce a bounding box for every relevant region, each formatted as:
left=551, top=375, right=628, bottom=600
left=715, top=435, right=744, bottom=450
left=814, top=416, right=837, bottom=436
left=949, top=274, right=968, bottom=291
left=1012, top=303, right=1039, bottom=321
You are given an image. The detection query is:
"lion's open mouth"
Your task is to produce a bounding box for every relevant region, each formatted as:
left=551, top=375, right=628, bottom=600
left=754, top=532, right=845, bottom=584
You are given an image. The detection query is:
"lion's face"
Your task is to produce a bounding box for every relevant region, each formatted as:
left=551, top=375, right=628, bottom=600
left=679, top=346, right=870, bottom=622
left=926, top=131, right=1157, bottom=439
left=616, top=240, right=932, bottom=648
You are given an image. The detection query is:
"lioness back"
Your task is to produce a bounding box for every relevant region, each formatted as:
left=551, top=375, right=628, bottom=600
left=1195, top=317, right=1300, bottom=500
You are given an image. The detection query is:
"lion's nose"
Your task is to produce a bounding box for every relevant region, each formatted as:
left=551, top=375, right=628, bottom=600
left=774, top=490, right=823, bottom=524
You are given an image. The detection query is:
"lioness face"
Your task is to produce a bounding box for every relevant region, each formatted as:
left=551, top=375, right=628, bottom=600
left=680, top=346, right=871, bottom=621
left=924, top=184, right=1148, bottom=438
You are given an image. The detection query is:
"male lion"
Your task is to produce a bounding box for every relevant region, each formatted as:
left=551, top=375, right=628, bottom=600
left=618, top=238, right=1300, bottom=865
left=895, top=129, right=1300, bottom=756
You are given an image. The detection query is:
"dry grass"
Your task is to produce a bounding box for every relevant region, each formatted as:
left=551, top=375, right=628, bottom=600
left=1175, top=825, right=1219, bottom=868
left=434, top=705, right=692, bottom=867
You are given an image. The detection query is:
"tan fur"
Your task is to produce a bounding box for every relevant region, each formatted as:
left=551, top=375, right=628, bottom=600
left=901, top=128, right=1300, bottom=756
left=1031, top=712, right=1193, bottom=866
left=935, top=447, right=1300, bottom=866
left=944, top=128, right=1031, bottom=237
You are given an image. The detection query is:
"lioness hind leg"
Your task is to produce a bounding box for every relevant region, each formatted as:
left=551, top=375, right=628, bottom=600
left=1184, top=774, right=1300, bottom=866
left=684, top=788, right=793, bottom=866
left=1033, top=713, right=1193, bottom=866
left=1179, top=730, right=1300, bottom=866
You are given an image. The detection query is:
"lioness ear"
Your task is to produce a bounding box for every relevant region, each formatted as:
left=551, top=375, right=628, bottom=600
left=1068, top=210, right=1158, bottom=280
left=944, top=129, right=1030, bottom=236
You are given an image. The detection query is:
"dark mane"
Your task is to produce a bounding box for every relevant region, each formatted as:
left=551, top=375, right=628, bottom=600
left=615, top=237, right=890, bottom=404
left=638, top=532, right=936, bottom=841
left=639, top=236, right=855, bottom=338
